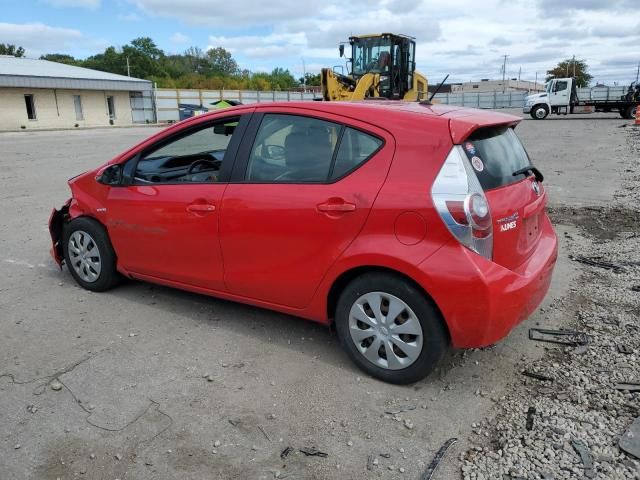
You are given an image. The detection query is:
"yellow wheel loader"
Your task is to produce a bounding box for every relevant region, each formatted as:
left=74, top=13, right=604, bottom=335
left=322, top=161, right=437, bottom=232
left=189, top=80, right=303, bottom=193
left=321, top=33, right=428, bottom=101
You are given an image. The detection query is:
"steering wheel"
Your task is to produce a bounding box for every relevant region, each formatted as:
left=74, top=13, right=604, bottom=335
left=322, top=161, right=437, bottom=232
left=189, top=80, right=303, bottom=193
left=188, top=159, right=219, bottom=175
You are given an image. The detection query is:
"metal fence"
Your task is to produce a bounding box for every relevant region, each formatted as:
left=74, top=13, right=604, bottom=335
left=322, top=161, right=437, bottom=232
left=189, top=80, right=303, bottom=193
left=432, top=91, right=528, bottom=109
left=155, top=88, right=317, bottom=122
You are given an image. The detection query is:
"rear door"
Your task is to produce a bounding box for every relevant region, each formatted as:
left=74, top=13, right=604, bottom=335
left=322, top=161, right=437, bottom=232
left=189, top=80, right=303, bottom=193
left=219, top=110, right=394, bottom=308
left=460, top=126, right=545, bottom=270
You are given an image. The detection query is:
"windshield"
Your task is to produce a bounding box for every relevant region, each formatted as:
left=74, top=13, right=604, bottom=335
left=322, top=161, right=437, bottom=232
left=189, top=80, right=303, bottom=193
left=462, top=126, right=532, bottom=190
left=352, top=38, right=392, bottom=76
left=545, top=82, right=551, bottom=94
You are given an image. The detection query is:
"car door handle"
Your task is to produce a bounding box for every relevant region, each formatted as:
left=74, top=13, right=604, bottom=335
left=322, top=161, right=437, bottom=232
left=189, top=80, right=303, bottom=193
left=317, top=200, right=356, bottom=213
left=186, top=203, right=216, bottom=213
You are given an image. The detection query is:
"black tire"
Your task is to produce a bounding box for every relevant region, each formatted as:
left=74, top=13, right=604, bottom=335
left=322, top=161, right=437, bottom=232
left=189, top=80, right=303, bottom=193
left=530, top=104, right=549, bottom=120
left=335, top=272, right=449, bottom=384
left=63, top=217, right=119, bottom=292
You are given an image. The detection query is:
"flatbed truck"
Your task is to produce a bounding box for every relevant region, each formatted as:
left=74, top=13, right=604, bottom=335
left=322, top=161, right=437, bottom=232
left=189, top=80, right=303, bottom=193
left=524, top=77, right=638, bottom=120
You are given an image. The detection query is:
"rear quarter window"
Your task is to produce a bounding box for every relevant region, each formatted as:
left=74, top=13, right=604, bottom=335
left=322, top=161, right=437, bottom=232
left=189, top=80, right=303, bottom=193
left=461, top=126, right=531, bottom=190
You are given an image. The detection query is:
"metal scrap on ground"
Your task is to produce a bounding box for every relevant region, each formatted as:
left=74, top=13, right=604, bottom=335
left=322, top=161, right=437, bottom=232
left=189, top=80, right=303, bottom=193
left=420, top=437, right=458, bottom=480
left=568, top=254, right=626, bottom=273
left=528, top=328, right=590, bottom=347
left=384, top=405, right=417, bottom=414
left=522, top=370, right=554, bottom=382
left=526, top=406, right=536, bottom=431
left=298, top=447, right=328, bottom=458
left=570, top=439, right=595, bottom=479
left=614, top=381, right=640, bottom=392
left=619, top=417, right=640, bottom=460
left=280, top=446, right=293, bottom=459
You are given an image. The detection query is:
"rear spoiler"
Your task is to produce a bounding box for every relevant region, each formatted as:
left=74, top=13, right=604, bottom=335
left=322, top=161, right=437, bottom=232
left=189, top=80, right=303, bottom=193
left=445, top=110, right=521, bottom=144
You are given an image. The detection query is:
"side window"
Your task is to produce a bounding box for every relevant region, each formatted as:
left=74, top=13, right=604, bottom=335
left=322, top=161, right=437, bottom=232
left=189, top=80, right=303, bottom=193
left=246, top=114, right=341, bottom=182
left=331, top=128, right=382, bottom=180
left=554, top=81, right=568, bottom=93
left=133, top=117, right=239, bottom=184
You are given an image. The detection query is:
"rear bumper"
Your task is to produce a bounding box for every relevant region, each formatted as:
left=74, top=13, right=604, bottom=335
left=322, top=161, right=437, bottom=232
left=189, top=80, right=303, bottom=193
left=417, top=214, right=558, bottom=348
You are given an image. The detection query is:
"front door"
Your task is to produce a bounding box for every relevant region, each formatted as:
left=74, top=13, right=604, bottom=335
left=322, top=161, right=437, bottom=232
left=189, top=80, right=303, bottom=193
left=549, top=79, right=570, bottom=107
left=106, top=114, right=249, bottom=290
left=219, top=111, right=394, bottom=308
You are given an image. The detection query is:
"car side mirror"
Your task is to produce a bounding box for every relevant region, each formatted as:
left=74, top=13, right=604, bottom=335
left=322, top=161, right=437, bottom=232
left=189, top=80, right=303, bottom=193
left=339, top=44, right=344, bottom=57
left=96, top=164, right=122, bottom=186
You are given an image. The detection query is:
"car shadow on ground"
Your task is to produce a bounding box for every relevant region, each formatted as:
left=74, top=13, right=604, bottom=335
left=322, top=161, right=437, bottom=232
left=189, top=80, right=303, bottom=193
left=66, top=271, right=461, bottom=386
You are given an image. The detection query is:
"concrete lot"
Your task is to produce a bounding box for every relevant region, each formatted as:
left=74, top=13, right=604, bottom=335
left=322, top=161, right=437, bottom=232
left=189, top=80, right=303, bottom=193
left=0, top=110, right=634, bottom=479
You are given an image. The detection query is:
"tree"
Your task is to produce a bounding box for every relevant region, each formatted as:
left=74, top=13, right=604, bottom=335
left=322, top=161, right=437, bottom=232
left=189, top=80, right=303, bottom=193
left=83, top=47, right=127, bottom=76
left=299, top=73, right=321, bottom=86
left=40, top=53, right=80, bottom=66
left=546, top=58, right=593, bottom=87
left=269, top=67, right=297, bottom=90
left=0, top=44, right=25, bottom=57
left=206, top=47, right=239, bottom=76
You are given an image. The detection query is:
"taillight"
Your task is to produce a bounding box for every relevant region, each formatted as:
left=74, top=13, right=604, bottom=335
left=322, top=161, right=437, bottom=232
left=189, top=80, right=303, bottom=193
left=431, top=146, right=493, bottom=259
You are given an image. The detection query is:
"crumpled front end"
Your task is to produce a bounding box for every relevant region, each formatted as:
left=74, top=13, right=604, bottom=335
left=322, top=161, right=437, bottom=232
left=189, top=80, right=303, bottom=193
left=49, top=199, right=71, bottom=268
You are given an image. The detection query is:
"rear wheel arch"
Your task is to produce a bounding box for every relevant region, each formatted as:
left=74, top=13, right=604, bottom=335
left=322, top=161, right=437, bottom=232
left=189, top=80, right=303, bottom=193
left=326, top=266, right=450, bottom=341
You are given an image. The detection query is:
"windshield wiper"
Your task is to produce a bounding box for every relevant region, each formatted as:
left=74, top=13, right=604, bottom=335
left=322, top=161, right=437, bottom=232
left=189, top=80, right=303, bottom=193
left=513, top=166, right=544, bottom=182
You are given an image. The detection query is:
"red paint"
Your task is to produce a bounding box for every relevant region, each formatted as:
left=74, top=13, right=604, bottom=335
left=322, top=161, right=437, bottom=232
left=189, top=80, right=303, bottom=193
left=50, top=101, right=557, bottom=348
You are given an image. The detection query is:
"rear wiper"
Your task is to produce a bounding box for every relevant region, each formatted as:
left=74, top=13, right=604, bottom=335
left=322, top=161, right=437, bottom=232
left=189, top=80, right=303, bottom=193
left=513, top=166, right=544, bottom=182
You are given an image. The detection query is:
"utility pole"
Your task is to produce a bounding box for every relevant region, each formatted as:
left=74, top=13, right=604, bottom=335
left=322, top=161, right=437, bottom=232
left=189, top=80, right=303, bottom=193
left=126, top=56, right=130, bottom=77
left=535, top=71, right=538, bottom=91
left=301, top=57, right=306, bottom=92
left=518, top=66, right=521, bottom=81
left=501, top=55, right=509, bottom=93
left=572, top=55, right=576, bottom=77
left=636, top=62, right=639, bottom=83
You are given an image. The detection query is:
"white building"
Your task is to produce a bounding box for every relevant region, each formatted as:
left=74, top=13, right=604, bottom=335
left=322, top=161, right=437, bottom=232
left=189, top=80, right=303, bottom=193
left=452, top=79, right=545, bottom=93
left=0, top=56, right=154, bottom=131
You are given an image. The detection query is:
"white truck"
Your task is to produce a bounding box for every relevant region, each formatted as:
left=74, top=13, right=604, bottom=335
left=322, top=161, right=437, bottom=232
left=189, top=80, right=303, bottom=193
left=524, top=77, right=638, bottom=120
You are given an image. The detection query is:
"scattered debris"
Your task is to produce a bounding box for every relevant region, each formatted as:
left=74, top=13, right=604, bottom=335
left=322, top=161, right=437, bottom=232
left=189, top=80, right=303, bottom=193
left=522, top=370, right=554, bottom=382
left=367, top=455, right=374, bottom=471
left=384, top=405, right=416, bottom=415
left=380, top=452, right=391, bottom=458
left=570, top=439, right=595, bottom=479
left=228, top=418, right=240, bottom=426
left=568, top=254, right=625, bottom=273
left=299, top=447, right=328, bottom=458
left=50, top=380, right=63, bottom=391
left=258, top=425, right=271, bottom=442
left=114, top=454, right=122, bottom=461
left=280, top=446, right=293, bottom=460
left=528, top=328, right=590, bottom=347
left=615, top=381, right=640, bottom=392
left=14, top=444, right=21, bottom=450
left=26, top=404, right=38, bottom=414
left=420, top=437, right=457, bottom=480
left=213, top=440, right=221, bottom=448
left=618, top=344, right=633, bottom=354
left=619, top=417, right=640, bottom=460
left=525, top=406, right=536, bottom=431
left=631, top=285, right=640, bottom=292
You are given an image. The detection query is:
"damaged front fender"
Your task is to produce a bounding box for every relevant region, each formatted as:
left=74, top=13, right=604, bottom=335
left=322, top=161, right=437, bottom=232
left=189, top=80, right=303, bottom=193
left=49, top=199, right=71, bottom=268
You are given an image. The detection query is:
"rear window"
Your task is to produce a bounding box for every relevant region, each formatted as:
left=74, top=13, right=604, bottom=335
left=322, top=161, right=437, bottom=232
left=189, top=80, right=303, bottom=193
left=461, top=126, right=531, bottom=190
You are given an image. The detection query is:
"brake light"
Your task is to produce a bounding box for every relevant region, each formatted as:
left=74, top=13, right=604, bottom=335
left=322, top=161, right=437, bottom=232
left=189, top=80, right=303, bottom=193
left=431, top=146, right=493, bottom=259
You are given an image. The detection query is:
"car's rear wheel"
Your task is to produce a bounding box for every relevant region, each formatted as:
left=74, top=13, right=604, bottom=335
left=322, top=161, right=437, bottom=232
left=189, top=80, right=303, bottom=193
left=335, top=273, right=448, bottom=384
left=63, top=217, right=119, bottom=292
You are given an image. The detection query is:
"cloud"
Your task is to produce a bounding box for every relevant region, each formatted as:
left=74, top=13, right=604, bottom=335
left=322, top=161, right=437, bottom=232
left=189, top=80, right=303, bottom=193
left=208, top=32, right=306, bottom=58
left=0, top=22, right=84, bottom=56
left=44, top=0, right=100, bottom=8
left=118, top=13, right=140, bottom=21
left=171, top=32, right=190, bottom=45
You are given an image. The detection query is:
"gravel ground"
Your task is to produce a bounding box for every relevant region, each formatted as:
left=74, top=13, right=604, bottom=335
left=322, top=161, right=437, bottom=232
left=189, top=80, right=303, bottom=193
left=0, top=111, right=637, bottom=480
left=462, top=126, right=640, bottom=479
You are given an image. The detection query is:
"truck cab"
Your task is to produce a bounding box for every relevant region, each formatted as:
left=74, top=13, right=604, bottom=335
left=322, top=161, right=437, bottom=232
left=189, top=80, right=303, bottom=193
left=524, top=78, right=575, bottom=119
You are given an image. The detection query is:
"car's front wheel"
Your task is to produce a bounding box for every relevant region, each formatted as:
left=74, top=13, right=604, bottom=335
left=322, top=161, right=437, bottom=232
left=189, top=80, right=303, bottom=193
left=335, top=272, right=448, bottom=384
left=63, top=217, right=119, bottom=292
left=530, top=104, right=549, bottom=120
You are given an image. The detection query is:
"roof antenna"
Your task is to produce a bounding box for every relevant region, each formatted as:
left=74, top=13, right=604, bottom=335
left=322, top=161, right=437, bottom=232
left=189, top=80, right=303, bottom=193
left=422, top=74, right=449, bottom=105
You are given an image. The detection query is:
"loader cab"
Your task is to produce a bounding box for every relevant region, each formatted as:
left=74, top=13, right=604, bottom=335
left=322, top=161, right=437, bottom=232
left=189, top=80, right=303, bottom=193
left=348, top=33, right=416, bottom=99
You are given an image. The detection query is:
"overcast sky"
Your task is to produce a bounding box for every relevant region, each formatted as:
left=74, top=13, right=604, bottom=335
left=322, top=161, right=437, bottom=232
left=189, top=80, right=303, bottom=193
left=1, top=0, right=639, bottom=85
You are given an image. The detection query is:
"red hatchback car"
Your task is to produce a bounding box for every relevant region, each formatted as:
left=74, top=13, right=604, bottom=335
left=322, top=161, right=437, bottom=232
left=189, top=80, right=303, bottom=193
left=49, top=101, right=557, bottom=384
